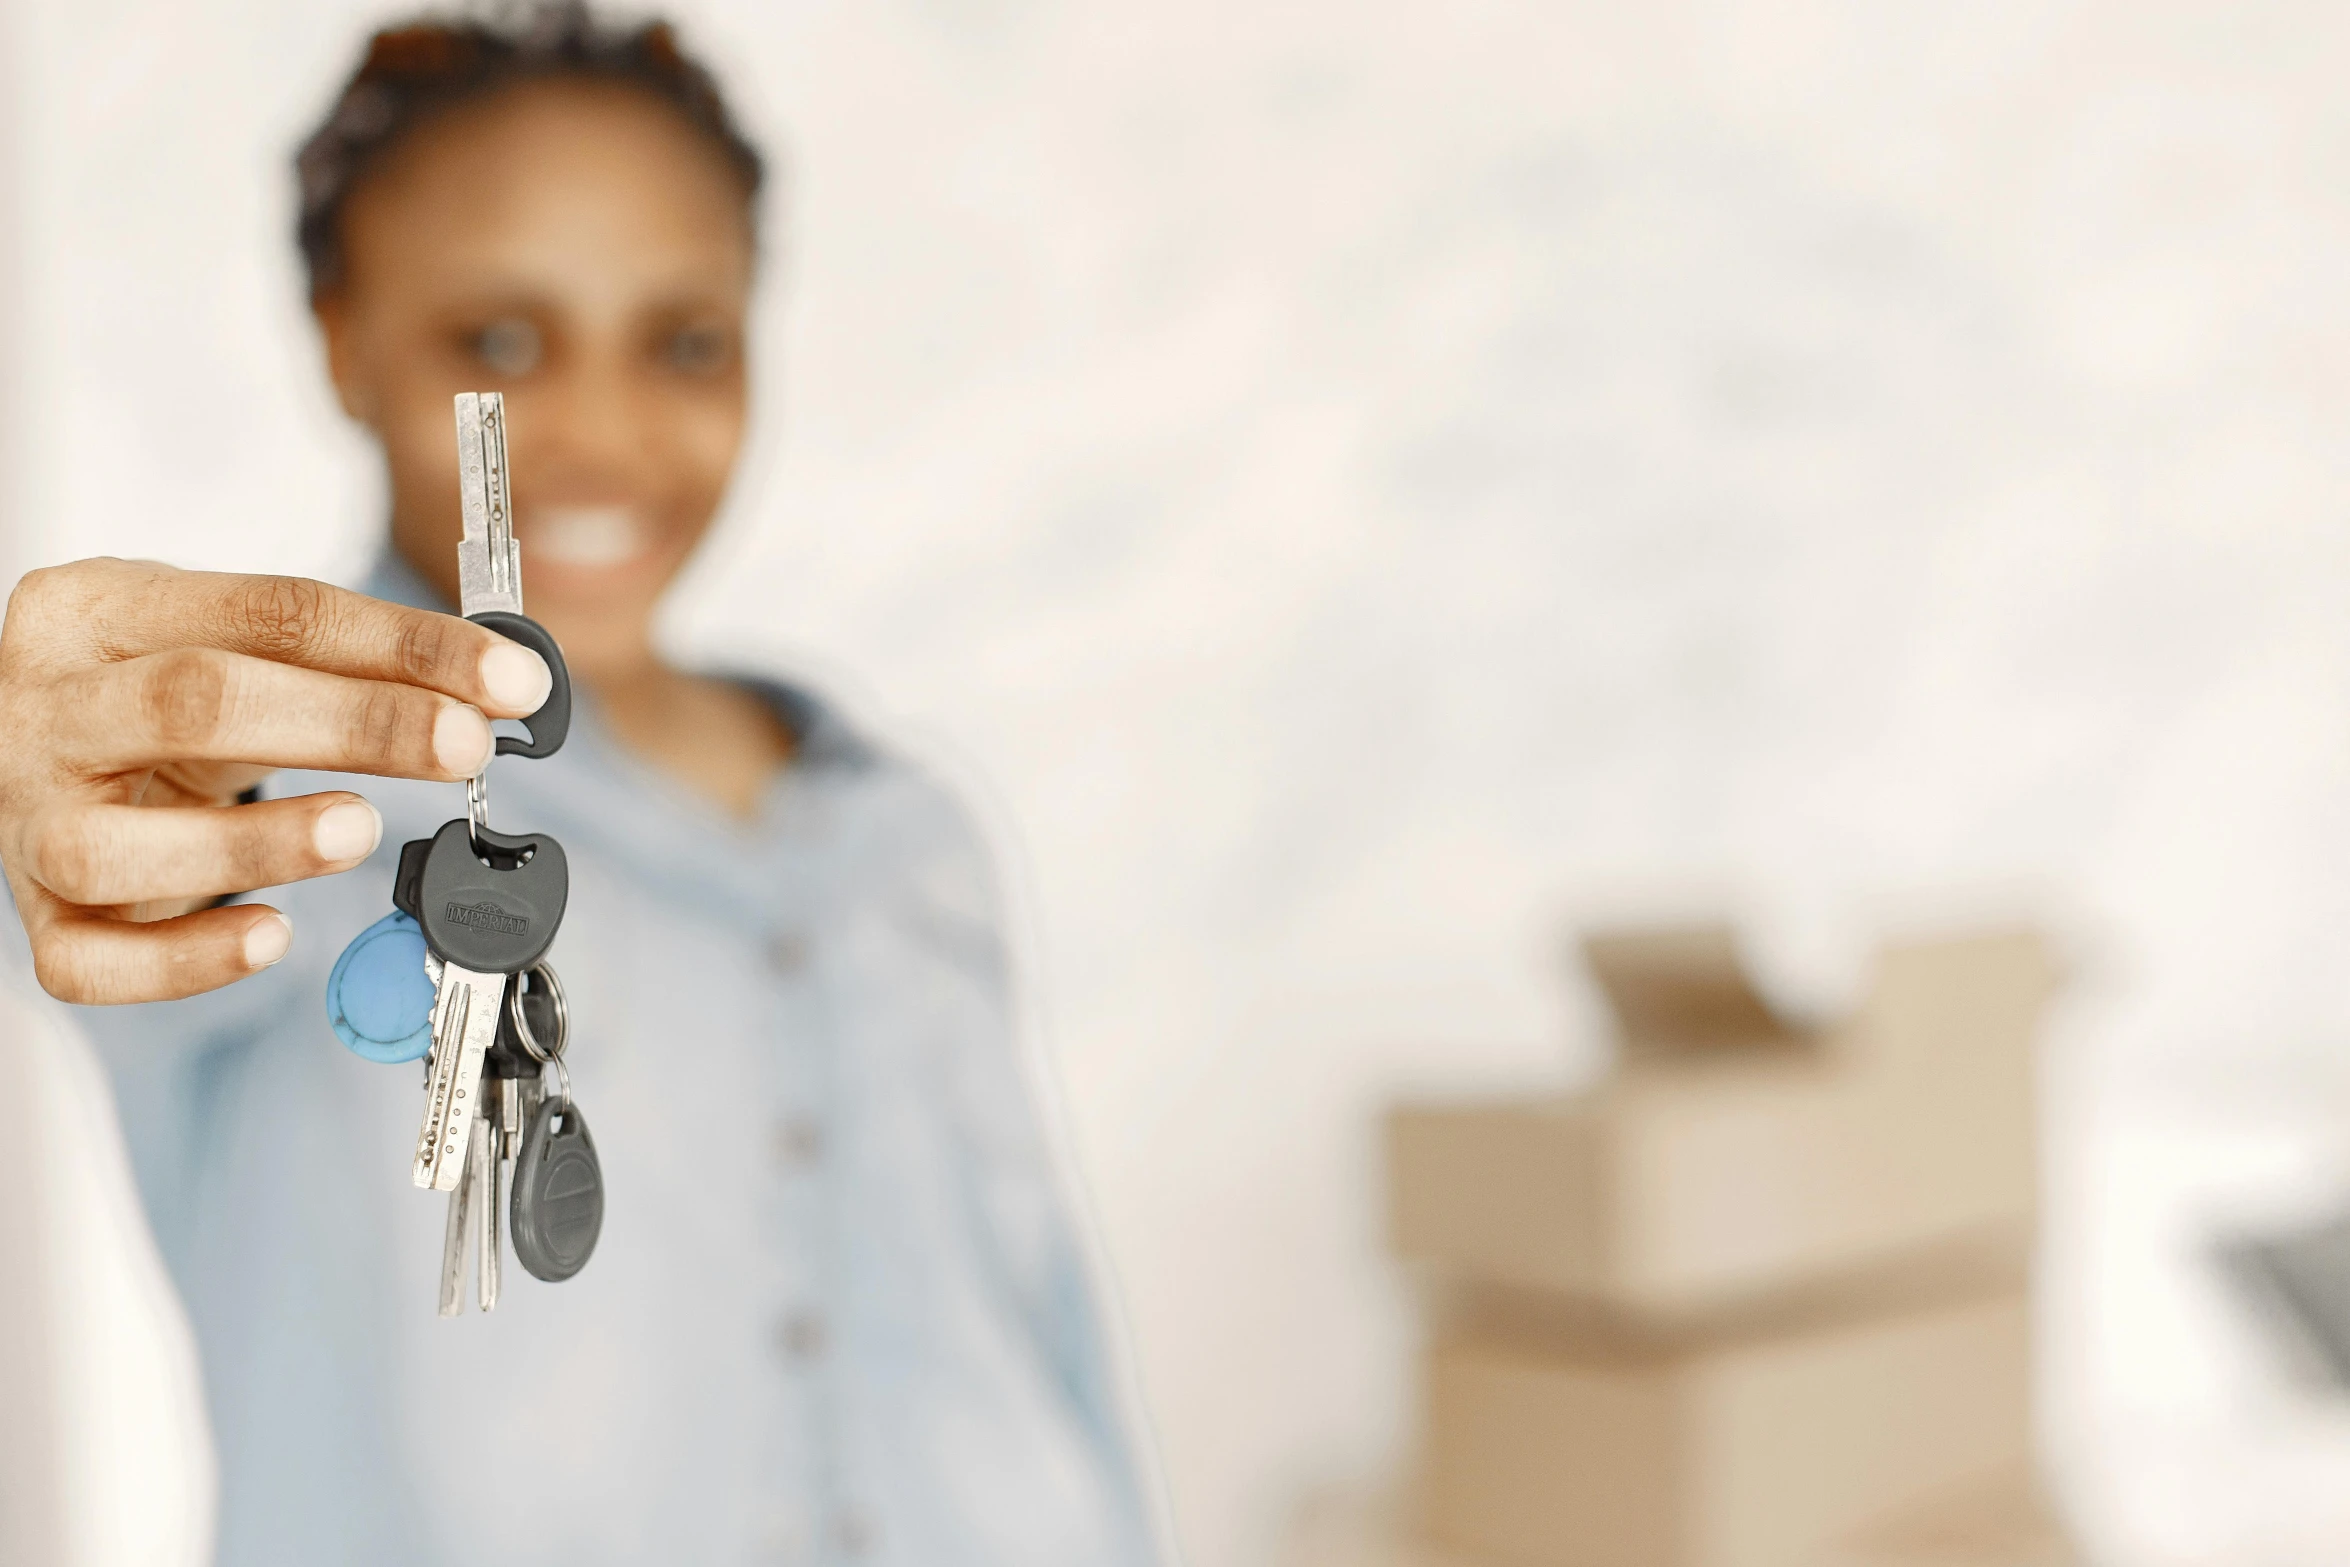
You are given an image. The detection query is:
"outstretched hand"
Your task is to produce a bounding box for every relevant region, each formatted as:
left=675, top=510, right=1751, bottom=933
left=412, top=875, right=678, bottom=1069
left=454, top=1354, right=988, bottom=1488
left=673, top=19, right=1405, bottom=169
left=0, top=559, right=552, bottom=1003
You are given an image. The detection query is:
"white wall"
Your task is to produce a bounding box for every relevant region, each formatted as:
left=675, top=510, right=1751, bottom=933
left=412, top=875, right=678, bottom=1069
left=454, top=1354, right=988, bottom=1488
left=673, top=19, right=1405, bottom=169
left=15, top=2, right=2350, bottom=1563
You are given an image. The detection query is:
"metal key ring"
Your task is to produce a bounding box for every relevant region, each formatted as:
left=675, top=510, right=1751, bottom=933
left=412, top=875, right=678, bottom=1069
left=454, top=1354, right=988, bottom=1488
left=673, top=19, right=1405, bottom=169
left=466, top=774, right=493, bottom=858
left=505, top=962, right=568, bottom=1064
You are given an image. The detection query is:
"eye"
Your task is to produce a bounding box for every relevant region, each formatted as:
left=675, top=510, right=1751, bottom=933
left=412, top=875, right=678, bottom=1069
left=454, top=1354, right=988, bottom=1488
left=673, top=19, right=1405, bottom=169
left=466, top=317, right=543, bottom=377
left=659, top=323, right=735, bottom=376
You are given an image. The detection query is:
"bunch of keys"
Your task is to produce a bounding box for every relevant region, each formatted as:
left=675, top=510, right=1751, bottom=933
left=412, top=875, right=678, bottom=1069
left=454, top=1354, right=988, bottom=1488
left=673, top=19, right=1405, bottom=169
left=326, top=392, right=603, bottom=1315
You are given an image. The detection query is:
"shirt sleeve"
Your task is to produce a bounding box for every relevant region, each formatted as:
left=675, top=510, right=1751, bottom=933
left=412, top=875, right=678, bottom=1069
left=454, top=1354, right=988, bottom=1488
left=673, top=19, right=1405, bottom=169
left=0, top=874, right=316, bottom=1282
left=874, top=764, right=1173, bottom=1563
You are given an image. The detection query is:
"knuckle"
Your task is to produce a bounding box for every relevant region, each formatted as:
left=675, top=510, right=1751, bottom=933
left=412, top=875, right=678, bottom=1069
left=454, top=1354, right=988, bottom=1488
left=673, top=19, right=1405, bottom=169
left=28, top=928, right=93, bottom=1004
left=28, top=814, right=103, bottom=902
left=227, top=810, right=282, bottom=886
left=4, top=559, right=152, bottom=668
left=350, top=681, right=413, bottom=763
left=8, top=565, right=63, bottom=621
left=223, top=576, right=330, bottom=660
left=391, top=612, right=454, bottom=685
left=139, top=648, right=237, bottom=752
left=3, top=565, right=78, bottom=661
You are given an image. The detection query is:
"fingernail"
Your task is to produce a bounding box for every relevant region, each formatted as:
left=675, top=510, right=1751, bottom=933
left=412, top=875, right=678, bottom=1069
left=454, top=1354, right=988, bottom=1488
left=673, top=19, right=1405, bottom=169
left=313, top=799, right=382, bottom=864
left=480, top=642, right=553, bottom=713
left=433, top=705, right=493, bottom=777
left=244, top=913, right=292, bottom=970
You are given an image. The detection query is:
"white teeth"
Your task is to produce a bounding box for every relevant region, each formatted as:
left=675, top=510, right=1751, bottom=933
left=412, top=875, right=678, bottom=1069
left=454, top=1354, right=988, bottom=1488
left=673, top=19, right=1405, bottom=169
left=526, top=506, right=647, bottom=569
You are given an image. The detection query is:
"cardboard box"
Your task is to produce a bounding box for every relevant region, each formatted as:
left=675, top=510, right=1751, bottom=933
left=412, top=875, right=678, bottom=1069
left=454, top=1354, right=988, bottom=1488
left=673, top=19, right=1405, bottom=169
left=1388, top=927, right=2055, bottom=1313
left=1420, top=1280, right=2033, bottom=1567
left=1827, top=1470, right=2081, bottom=1566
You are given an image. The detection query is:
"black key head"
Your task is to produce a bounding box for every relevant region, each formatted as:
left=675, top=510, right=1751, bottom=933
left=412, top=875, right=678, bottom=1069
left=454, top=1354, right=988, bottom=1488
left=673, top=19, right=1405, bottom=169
left=468, top=611, right=571, bottom=759
left=511, top=1095, right=603, bottom=1282
left=393, top=819, right=568, bottom=973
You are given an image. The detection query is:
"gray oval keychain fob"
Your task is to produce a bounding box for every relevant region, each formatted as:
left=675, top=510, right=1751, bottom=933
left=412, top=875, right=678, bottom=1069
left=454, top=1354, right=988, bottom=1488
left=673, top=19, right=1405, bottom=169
left=510, top=1093, right=603, bottom=1282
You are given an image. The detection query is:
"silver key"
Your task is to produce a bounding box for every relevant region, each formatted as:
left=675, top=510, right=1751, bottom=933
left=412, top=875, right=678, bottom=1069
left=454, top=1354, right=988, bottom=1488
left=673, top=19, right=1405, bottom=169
left=474, top=1109, right=499, bottom=1312
left=497, top=1071, right=525, bottom=1282
left=414, top=964, right=508, bottom=1192
left=436, top=1090, right=509, bottom=1316
left=438, top=1116, right=479, bottom=1317
left=454, top=391, right=521, bottom=619
left=425, top=391, right=518, bottom=1196
left=434, top=1066, right=515, bottom=1316
left=423, top=390, right=565, bottom=1314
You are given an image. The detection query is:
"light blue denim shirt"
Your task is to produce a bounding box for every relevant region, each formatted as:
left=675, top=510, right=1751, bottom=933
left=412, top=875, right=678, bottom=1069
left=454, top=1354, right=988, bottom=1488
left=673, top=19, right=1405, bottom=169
left=67, top=554, right=1163, bottom=1567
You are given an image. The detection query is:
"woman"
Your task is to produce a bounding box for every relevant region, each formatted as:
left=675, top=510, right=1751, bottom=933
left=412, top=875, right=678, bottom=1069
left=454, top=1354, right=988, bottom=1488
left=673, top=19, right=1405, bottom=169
left=0, top=9, right=1163, bottom=1565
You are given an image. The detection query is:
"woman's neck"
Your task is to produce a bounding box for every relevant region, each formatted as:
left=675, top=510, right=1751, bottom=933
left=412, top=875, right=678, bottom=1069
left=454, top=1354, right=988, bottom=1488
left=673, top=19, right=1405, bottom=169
left=586, top=660, right=795, bottom=822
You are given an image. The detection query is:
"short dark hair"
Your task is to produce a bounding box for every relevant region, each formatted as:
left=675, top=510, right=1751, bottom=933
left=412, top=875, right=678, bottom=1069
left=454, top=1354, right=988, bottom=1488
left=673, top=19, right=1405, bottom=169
left=295, top=2, right=765, bottom=299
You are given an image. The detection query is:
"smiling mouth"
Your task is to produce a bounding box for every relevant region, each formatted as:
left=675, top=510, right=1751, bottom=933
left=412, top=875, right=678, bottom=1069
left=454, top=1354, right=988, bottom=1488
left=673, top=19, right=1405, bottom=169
left=525, top=506, right=649, bottom=569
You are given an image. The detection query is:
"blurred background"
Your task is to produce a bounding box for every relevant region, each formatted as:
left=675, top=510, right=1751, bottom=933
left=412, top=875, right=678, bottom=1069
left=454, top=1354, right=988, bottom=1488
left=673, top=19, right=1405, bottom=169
left=9, top=1, right=2350, bottom=1563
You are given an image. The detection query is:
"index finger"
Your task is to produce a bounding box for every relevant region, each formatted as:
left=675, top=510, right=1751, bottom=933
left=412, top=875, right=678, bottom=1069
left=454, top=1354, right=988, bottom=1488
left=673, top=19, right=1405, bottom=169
left=10, top=560, right=552, bottom=718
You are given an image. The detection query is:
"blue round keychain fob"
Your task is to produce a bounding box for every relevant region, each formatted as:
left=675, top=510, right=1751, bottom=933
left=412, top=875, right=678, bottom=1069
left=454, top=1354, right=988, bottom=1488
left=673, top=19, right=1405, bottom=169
left=325, top=909, right=437, bottom=1063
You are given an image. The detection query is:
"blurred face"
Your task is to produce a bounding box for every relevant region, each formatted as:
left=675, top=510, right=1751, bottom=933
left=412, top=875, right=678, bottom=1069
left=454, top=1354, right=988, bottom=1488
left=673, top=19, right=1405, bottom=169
left=314, top=79, right=754, bottom=677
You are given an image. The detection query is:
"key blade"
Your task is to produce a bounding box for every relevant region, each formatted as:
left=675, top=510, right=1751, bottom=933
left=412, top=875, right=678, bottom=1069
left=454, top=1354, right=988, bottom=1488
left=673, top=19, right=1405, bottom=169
left=474, top=1114, right=500, bottom=1312
left=454, top=392, right=523, bottom=618
left=438, top=1164, right=473, bottom=1317
left=413, top=974, right=468, bottom=1188
left=414, top=967, right=507, bottom=1191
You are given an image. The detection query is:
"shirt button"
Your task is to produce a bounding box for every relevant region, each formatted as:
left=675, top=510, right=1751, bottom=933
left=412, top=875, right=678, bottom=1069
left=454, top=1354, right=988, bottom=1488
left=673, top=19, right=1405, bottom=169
left=771, top=1116, right=825, bottom=1170
left=766, top=931, right=810, bottom=975
left=775, top=1308, right=828, bottom=1362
